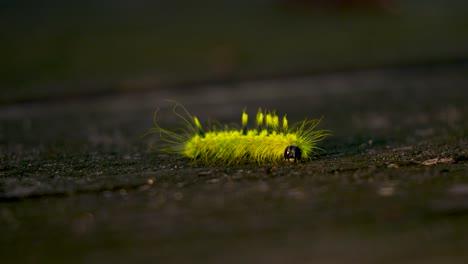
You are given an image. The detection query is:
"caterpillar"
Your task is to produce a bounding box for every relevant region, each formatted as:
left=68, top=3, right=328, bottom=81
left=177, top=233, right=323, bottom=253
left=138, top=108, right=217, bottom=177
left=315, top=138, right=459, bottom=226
left=148, top=102, right=329, bottom=165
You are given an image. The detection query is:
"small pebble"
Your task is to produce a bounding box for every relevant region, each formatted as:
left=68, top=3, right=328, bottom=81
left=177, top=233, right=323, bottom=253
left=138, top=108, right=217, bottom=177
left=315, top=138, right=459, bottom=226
left=206, top=178, right=220, bottom=184
left=421, top=157, right=453, bottom=166
left=377, top=184, right=396, bottom=197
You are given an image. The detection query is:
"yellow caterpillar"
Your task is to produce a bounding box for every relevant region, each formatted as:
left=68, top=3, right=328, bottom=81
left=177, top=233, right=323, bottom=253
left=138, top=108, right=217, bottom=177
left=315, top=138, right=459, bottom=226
left=148, top=102, right=329, bottom=165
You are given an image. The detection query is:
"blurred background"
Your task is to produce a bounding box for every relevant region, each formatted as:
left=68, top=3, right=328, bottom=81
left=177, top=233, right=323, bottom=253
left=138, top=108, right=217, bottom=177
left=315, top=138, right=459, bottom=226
left=2, top=2, right=468, bottom=263
left=1, top=0, right=468, bottom=104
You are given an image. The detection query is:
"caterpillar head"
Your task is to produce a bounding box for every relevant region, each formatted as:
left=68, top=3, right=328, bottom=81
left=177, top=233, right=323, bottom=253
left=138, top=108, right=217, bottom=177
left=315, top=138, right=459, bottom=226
left=284, top=145, right=302, bottom=162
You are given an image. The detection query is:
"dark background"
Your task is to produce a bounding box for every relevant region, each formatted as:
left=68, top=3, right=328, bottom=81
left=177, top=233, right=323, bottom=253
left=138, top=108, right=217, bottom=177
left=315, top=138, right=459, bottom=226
left=2, top=0, right=468, bottom=103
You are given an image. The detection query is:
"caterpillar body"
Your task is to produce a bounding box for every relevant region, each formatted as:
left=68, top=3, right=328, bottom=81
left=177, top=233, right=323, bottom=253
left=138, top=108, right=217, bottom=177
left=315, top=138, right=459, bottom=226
left=149, top=103, right=329, bottom=165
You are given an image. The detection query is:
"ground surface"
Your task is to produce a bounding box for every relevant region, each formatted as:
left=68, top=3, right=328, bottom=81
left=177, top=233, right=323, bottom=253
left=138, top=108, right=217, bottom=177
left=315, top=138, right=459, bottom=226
left=1, top=62, right=467, bottom=263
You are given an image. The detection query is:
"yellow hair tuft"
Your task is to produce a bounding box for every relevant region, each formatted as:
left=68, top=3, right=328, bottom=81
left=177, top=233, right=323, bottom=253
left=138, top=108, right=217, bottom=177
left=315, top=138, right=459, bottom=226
left=256, top=108, right=264, bottom=127
left=282, top=114, right=288, bottom=131
left=242, top=110, right=248, bottom=127
left=272, top=113, right=279, bottom=130
left=193, top=116, right=202, bottom=130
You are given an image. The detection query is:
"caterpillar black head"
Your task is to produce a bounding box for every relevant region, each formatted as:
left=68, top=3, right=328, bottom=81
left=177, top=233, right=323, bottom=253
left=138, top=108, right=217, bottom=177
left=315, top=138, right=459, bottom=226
left=284, top=145, right=302, bottom=162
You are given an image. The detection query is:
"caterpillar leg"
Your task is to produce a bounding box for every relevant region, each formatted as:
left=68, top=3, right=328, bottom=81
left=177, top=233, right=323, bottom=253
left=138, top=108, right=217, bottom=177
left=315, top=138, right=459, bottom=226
left=284, top=145, right=302, bottom=162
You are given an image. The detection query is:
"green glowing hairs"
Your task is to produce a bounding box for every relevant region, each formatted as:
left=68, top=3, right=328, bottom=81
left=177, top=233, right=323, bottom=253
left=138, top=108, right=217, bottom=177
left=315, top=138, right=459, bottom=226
left=147, top=102, right=329, bottom=165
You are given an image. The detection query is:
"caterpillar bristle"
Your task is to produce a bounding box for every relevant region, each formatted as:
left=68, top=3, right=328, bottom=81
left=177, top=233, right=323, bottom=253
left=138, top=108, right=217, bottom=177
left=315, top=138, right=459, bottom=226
left=148, top=103, right=330, bottom=165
